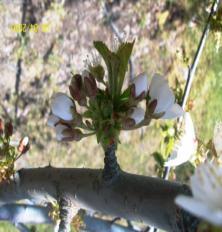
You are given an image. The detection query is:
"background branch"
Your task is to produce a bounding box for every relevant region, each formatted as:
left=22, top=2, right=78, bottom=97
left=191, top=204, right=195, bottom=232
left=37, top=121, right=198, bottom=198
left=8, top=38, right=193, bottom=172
left=14, top=0, right=28, bottom=121
left=162, top=0, right=221, bottom=180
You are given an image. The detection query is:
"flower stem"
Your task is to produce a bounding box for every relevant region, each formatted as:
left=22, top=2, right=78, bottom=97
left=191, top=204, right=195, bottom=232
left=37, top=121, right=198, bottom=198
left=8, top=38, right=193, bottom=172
left=102, top=143, right=120, bottom=183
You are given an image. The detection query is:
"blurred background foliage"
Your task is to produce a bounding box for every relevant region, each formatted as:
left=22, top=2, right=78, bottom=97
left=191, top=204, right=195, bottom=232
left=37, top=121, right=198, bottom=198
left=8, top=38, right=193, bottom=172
left=0, top=0, right=222, bottom=231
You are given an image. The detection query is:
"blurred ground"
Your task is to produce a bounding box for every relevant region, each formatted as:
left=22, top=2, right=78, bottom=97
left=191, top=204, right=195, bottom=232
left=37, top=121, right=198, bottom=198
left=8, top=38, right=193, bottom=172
left=0, top=0, right=222, bottom=231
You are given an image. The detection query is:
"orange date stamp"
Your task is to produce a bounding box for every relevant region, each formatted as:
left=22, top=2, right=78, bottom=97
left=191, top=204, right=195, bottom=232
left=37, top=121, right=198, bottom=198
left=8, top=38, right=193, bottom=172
left=9, top=23, right=50, bottom=33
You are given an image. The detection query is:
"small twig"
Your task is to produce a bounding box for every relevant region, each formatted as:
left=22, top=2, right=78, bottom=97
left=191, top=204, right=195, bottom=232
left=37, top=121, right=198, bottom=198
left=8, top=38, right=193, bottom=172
left=14, top=0, right=28, bottom=121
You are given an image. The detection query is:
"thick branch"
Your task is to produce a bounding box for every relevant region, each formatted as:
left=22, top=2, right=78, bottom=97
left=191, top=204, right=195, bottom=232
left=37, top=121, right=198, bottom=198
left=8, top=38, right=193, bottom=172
left=0, top=167, right=195, bottom=231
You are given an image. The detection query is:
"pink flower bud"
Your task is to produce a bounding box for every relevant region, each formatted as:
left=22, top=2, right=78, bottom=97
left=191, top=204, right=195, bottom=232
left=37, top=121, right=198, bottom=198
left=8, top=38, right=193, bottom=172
left=69, top=74, right=87, bottom=106
left=4, top=121, right=13, bottom=138
left=83, top=75, right=98, bottom=97
left=18, top=136, right=30, bottom=154
left=69, top=74, right=83, bottom=102
left=55, top=123, right=83, bottom=142
left=62, top=128, right=83, bottom=142
left=147, top=99, right=158, bottom=115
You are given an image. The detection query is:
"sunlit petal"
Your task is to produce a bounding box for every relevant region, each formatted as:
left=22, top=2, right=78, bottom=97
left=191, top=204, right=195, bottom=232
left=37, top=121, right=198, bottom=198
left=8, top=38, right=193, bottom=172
left=51, top=93, right=74, bottom=121
left=161, top=104, right=184, bottom=119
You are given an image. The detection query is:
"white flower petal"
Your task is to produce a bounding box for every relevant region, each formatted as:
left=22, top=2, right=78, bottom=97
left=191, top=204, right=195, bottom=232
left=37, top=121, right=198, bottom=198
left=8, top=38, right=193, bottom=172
left=132, top=73, right=149, bottom=97
left=149, top=74, right=167, bottom=99
left=47, top=115, right=60, bottom=127
left=149, top=74, right=175, bottom=114
left=176, top=195, right=222, bottom=226
left=164, top=113, right=197, bottom=167
left=22, top=136, right=29, bottom=146
left=55, top=124, right=68, bottom=141
left=154, top=86, right=175, bottom=114
left=130, top=107, right=145, bottom=124
left=176, top=162, right=222, bottom=227
left=191, top=163, right=222, bottom=208
left=161, top=103, right=184, bottom=119
left=51, top=93, right=74, bottom=121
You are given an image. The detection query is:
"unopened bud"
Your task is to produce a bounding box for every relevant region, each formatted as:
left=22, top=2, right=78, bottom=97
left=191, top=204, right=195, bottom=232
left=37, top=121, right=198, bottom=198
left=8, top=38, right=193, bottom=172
left=147, top=99, right=157, bottom=115
left=69, top=74, right=83, bottom=102
left=18, top=136, right=30, bottom=154
left=122, top=118, right=135, bottom=129
left=84, top=75, right=98, bottom=97
left=0, top=119, right=3, bottom=135
left=62, top=128, right=83, bottom=142
left=4, top=121, right=13, bottom=138
left=69, top=74, right=87, bottom=106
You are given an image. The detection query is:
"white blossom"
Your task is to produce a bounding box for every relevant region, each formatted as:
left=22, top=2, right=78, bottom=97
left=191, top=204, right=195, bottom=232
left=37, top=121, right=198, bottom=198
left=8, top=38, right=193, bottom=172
left=175, top=162, right=222, bottom=226
left=55, top=124, right=69, bottom=141
left=21, top=136, right=29, bottom=146
left=164, top=113, right=197, bottom=167
left=132, top=73, right=149, bottom=97
left=51, top=93, right=75, bottom=121
left=47, top=115, right=60, bottom=127
left=149, top=74, right=184, bottom=119
left=130, top=107, right=145, bottom=125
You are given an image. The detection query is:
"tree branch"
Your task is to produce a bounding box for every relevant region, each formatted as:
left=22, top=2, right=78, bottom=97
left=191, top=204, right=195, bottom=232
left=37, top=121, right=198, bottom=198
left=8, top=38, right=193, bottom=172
left=15, top=0, right=28, bottom=121
left=0, top=167, right=196, bottom=231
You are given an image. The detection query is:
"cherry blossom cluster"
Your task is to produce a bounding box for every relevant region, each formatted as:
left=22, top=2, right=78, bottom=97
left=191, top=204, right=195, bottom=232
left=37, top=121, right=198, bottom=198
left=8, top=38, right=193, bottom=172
left=48, top=41, right=184, bottom=147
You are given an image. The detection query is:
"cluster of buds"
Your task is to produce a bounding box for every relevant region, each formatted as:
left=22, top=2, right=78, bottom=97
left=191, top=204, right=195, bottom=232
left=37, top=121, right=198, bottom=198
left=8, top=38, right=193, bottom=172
left=0, top=119, right=30, bottom=182
left=48, top=40, right=184, bottom=147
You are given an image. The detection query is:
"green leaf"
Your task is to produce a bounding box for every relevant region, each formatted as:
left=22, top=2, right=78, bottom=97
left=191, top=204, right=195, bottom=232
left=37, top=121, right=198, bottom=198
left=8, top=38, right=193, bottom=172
left=89, top=64, right=105, bottom=83
left=94, top=40, right=134, bottom=100
left=120, top=87, right=131, bottom=100
left=94, top=41, right=120, bottom=99
left=82, top=110, right=93, bottom=118
left=116, top=41, right=134, bottom=95
left=93, top=42, right=114, bottom=96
